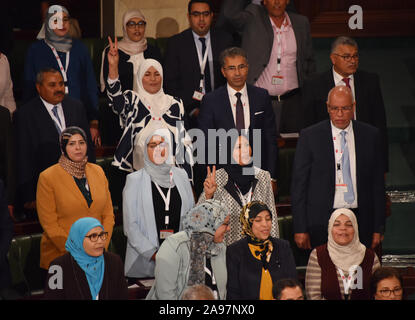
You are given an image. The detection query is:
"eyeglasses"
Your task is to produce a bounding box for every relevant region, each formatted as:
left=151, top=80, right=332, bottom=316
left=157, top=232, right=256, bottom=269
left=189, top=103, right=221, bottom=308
left=126, top=21, right=146, bottom=29
left=223, top=64, right=248, bottom=72
left=378, top=287, right=403, bottom=297
left=85, top=232, right=108, bottom=242
left=333, top=54, right=359, bottom=62
left=190, top=11, right=211, bottom=17
left=328, top=105, right=353, bottom=113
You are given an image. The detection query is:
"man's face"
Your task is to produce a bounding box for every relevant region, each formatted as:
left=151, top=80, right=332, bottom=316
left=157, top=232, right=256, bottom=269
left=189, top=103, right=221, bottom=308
left=330, top=44, right=359, bottom=77
left=188, top=2, right=213, bottom=36
left=263, top=0, right=289, bottom=19
left=327, top=90, right=355, bottom=130
left=36, top=71, right=65, bottom=105
left=221, top=55, right=249, bottom=91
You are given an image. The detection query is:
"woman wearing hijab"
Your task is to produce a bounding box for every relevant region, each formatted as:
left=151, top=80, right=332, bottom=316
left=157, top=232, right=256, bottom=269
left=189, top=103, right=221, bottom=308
left=123, top=128, right=194, bottom=279
left=305, top=208, right=381, bottom=300
left=37, top=126, right=114, bottom=271
left=199, top=135, right=278, bottom=245
left=226, top=201, right=297, bottom=300
left=23, top=5, right=100, bottom=144
left=44, top=217, right=128, bottom=300
left=146, top=200, right=229, bottom=300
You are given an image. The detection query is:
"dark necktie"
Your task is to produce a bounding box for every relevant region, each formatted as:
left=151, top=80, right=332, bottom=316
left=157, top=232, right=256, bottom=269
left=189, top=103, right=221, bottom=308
left=235, top=92, right=245, bottom=131
left=342, top=77, right=351, bottom=89
left=199, top=37, right=212, bottom=93
left=52, top=105, right=62, bottom=134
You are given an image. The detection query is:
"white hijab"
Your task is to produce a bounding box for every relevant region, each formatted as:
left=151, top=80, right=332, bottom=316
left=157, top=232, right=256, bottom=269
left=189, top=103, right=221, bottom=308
left=327, top=208, right=367, bottom=272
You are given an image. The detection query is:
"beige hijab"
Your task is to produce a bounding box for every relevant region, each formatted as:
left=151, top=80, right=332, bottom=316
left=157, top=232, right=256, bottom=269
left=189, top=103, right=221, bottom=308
left=327, top=208, right=366, bottom=272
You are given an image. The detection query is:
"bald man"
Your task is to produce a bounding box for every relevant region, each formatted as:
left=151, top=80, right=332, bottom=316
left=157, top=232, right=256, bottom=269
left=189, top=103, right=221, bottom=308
left=291, top=86, right=385, bottom=250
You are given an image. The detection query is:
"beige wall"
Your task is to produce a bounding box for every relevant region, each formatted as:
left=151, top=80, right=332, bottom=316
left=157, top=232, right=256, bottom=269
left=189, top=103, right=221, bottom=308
left=115, top=0, right=190, bottom=38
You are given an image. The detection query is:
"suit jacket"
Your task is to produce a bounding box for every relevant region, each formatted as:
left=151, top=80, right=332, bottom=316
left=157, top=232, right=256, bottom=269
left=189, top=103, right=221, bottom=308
left=163, top=28, right=234, bottom=115
left=291, top=120, right=386, bottom=248
left=226, top=237, right=297, bottom=300
left=15, top=95, right=95, bottom=204
left=0, top=106, right=15, bottom=204
left=222, top=1, right=316, bottom=86
left=198, top=84, right=278, bottom=179
left=44, top=251, right=128, bottom=300
left=37, top=163, right=114, bottom=269
left=0, top=179, right=13, bottom=290
left=302, top=69, right=388, bottom=171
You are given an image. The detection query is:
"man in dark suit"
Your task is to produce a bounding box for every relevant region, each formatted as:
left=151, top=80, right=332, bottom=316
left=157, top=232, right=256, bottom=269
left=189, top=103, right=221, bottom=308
left=222, top=0, right=316, bottom=134
left=198, top=47, right=278, bottom=191
left=291, top=86, right=385, bottom=250
left=15, top=68, right=95, bottom=213
left=302, top=36, right=388, bottom=172
left=163, top=0, right=234, bottom=127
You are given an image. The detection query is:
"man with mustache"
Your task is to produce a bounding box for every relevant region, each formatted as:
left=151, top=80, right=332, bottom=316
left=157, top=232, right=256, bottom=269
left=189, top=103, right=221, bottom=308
left=302, top=36, right=388, bottom=173
left=15, top=68, right=94, bottom=218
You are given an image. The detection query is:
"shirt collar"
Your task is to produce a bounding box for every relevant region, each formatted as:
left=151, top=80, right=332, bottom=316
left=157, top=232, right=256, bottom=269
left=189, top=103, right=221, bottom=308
left=227, top=83, right=247, bottom=98
left=269, top=11, right=292, bottom=30
left=192, top=30, right=211, bottom=43
left=332, top=67, right=354, bottom=85
left=40, top=96, right=62, bottom=111
left=331, top=120, right=353, bottom=136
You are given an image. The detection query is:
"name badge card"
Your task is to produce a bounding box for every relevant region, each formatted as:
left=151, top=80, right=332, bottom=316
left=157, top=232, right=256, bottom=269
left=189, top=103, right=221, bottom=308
left=272, top=75, right=284, bottom=85
left=160, top=229, right=174, bottom=239
left=192, top=90, right=204, bottom=101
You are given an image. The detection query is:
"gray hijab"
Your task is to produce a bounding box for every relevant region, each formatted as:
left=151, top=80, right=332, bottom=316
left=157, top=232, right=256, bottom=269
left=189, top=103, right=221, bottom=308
left=44, top=5, right=72, bottom=52
left=143, top=128, right=175, bottom=188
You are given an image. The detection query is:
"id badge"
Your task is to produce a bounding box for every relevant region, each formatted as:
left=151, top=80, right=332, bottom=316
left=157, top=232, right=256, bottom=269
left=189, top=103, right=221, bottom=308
left=336, top=184, right=348, bottom=192
left=192, top=90, right=204, bottom=101
left=272, top=76, right=284, bottom=85
left=160, top=229, right=174, bottom=239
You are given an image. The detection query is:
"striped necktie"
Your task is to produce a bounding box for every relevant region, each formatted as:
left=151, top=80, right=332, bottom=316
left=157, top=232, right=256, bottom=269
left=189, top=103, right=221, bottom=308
left=52, top=105, right=62, bottom=134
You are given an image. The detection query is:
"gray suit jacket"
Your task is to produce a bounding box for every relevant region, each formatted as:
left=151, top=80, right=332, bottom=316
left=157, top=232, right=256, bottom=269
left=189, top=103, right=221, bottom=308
left=223, top=1, right=316, bottom=86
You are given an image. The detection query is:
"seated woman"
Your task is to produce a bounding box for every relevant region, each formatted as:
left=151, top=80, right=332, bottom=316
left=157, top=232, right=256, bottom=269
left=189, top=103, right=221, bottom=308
left=199, top=135, right=279, bottom=245
left=37, top=127, right=114, bottom=271
left=123, top=128, right=194, bottom=279
left=226, top=201, right=297, bottom=300
left=305, top=208, right=381, bottom=300
left=371, top=267, right=403, bottom=300
left=146, top=200, right=229, bottom=300
left=44, top=217, right=128, bottom=300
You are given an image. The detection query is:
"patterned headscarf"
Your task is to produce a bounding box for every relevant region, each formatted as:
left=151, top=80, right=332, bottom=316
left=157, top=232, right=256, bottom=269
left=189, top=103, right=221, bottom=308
left=58, top=126, right=88, bottom=178
left=240, top=201, right=274, bottom=269
left=44, top=5, right=72, bottom=52
left=184, top=200, right=228, bottom=286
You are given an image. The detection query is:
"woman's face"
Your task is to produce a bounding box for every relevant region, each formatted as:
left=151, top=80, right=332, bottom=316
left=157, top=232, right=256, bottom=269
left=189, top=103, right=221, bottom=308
left=251, top=210, right=272, bottom=241
left=142, top=66, right=162, bottom=94
left=147, top=135, right=168, bottom=165
left=51, top=11, right=70, bottom=37
left=125, top=17, right=146, bottom=42
left=213, top=216, right=230, bottom=243
left=374, top=277, right=403, bottom=300
left=232, top=136, right=252, bottom=166
left=83, top=226, right=106, bottom=257
left=65, top=133, right=87, bottom=162
left=331, top=214, right=355, bottom=246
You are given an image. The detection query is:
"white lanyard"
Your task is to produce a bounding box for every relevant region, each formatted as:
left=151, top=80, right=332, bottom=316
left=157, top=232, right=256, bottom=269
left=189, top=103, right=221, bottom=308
left=234, top=184, right=253, bottom=206
left=153, top=172, right=173, bottom=212
left=338, top=268, right=355, bottom=296
left=196, top=37, right=210, bottom=91
left=47, top=43, right=70, bottom=94
left=275, top=18, right=287, bottom=74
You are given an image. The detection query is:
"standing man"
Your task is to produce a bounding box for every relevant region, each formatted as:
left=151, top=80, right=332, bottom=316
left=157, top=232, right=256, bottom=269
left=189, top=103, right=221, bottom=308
left=291, top=86, right=385, bottom=250
left=163, top=0, right=234, bottom=127
left=15, top=68, right=95, bottom=215
left=198, top=47, right=278, bottom=190
left=302, top=36, right=388, bottom=172
left=222, top=0, right=316, bottom=134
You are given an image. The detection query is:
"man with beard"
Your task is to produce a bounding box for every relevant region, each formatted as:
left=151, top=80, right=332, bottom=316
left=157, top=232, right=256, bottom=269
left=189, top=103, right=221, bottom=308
left=15, top=68, right=94, bottom=215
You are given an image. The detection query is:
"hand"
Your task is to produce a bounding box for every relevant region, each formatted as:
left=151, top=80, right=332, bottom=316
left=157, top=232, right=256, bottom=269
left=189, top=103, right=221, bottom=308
left=191, top=108, right=200, bottom=118
left=151, top=251, right=157, bottom=261
left=294, top=232, right=311, bottom=249
left=107, top=36, right=119, bottom=79
left=371, top=232, right=383, bottom=249
left=204, top=166, right=217, bottom=199
left=90, top=127, right=101, bottom=147
left=23, top=201, right=36, bottom=210
left=8, top=205, right=14, bottom=217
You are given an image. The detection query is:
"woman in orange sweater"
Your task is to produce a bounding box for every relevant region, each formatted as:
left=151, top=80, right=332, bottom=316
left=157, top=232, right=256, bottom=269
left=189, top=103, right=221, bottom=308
left=36, top=126, right=114, bottom=270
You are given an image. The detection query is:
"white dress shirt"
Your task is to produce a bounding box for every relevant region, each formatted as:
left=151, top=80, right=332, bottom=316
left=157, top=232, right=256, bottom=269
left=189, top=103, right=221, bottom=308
left=40, top=97, right=66, bottom=132
left=226, top=83, right=250, bottom=130
left=333, top=68, right=356, bottom=120
left=192, top=30, right=214, bottom=93
left=331, top=121, right=358, bottom=208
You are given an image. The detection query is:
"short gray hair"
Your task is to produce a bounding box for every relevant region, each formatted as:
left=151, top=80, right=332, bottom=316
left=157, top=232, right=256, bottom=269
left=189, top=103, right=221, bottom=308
left=219, top=47, right=248, bottom=68
left=36, top=68, right=61, bottom=84
left=331, top=36, right=358, bottom=54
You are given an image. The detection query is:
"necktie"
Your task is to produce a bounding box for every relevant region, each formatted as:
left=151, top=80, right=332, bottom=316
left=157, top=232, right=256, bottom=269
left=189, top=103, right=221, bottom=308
left=342, top=77, right=351, bottom=89
left=340, top=130, right=355, bottom=204
left=198, top=37, right=212, bottom=93
left=52, top=105, right=62, bottom=134
left=235, top=92, right=245, bottom=131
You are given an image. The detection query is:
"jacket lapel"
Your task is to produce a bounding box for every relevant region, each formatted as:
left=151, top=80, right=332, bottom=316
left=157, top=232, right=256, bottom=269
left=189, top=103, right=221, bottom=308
left=223, top=86, right=236, bottom=129
left=36, top=97, right=61, bottom=137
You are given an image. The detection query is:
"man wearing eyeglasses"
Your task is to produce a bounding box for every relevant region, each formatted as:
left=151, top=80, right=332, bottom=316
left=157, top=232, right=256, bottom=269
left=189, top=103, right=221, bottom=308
left=163, top=0, right=234, bottom=128
left=302, top=36, right=388, bottom=173
left=291, top=85, right=385, bottom=252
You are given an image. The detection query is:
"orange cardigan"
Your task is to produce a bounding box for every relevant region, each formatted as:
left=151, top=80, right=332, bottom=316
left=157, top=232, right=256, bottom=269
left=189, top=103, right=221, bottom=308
left=36, top=163, right=115, bottom=269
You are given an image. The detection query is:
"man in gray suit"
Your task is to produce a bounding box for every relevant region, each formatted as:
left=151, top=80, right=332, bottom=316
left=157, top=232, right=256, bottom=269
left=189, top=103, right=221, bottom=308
left=222, top=0, right=316, bottom=134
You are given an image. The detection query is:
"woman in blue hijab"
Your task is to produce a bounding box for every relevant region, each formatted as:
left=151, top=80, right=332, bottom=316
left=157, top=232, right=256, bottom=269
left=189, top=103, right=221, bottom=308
left=43, top=217, right=128, bottom=300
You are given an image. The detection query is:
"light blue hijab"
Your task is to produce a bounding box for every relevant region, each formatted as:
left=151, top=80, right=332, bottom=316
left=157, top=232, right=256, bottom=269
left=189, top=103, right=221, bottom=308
left=65, top=217, right=105, bottom=300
